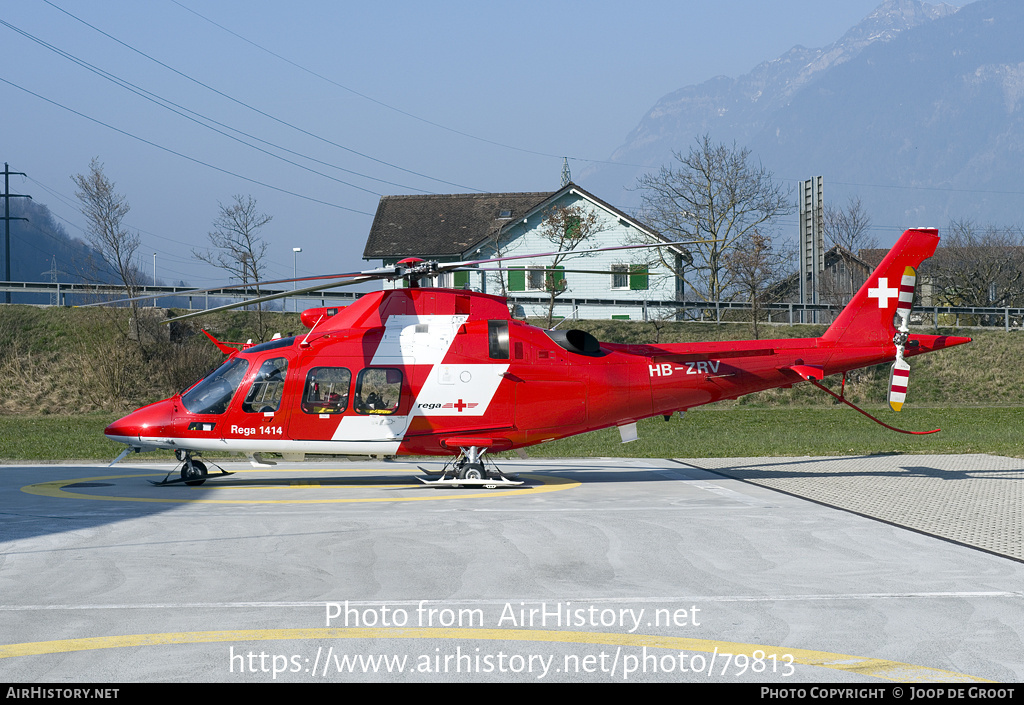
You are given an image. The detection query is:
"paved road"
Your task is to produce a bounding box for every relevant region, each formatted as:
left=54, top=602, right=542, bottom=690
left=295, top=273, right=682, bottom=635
left=1, top=455, right=1020, bottom=683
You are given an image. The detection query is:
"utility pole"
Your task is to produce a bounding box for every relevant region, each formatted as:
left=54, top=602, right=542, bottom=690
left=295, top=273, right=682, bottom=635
left=1, top=164, right=32, bottom=304
left=44, top=257, right=60, bottom=306
left=798, top=176, right=824, bottom=323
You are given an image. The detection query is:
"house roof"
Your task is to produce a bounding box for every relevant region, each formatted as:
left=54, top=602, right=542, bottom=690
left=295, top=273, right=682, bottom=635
left=362, top=182, right=667, bottom=261
left=362, top=191, right=554, bottom=260
left=767, top=245, right=874, bottom=300
left=858, top=248, right=887, bottom=269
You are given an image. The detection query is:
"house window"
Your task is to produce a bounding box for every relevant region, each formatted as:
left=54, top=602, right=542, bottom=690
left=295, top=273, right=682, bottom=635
left=526, top=266, right=566, bottom=292
left=566, top=215, right=582, bottom=240
left=611, top=264, right=629, bottom=290
left=611, top=264, right=648, bottom=290
left=437, top=270, right=470, bottom=289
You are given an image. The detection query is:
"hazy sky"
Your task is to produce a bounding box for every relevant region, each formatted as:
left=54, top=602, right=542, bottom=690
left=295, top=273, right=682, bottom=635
left=1, top=0, right=970, bottom=289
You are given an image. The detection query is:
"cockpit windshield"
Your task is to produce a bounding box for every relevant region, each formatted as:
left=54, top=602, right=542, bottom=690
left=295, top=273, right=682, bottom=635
left=181, top=357, right=250, bottom=415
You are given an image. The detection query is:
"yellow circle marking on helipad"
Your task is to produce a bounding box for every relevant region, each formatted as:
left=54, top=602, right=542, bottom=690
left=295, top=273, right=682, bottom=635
left=0, top=627, right=991, bottom=682
left=21, top=471, right=578, bottom=504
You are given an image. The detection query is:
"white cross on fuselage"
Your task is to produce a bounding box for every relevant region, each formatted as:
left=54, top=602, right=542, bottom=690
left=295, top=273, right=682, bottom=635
left=867, top=277, right=899, bottom=308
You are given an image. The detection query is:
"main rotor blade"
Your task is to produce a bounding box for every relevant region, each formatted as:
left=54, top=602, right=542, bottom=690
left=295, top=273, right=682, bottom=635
left=471, top=266, right=664, bottom=276
left=439, top=238, right=716, bottom=272
left=76, top=268, right=389, bottom=309
left=166, top=275, right=376, bottom=322
left=79, top=238, right=712, bottom=311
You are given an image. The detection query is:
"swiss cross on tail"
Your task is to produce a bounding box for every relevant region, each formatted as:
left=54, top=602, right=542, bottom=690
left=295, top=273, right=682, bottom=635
left=868, top=278, right=900, bottom=308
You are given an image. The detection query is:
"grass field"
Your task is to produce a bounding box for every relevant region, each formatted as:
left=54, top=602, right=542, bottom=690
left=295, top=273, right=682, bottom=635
left=2, top=406, right=1021, bottom=462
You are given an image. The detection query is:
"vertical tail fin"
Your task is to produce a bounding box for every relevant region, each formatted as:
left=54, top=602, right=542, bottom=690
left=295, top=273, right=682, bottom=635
left=821, top=228, right=939, bottom=346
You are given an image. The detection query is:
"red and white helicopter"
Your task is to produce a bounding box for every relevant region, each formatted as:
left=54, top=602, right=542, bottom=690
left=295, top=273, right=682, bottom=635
left=104, top=227, right=970, bottom=487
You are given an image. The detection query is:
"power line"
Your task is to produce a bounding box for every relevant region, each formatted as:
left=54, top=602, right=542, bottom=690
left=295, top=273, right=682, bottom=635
left=0, top=18, right=437, bottom=197
left=167, top=0, right=649, bottom=170
left=40, top=0, right=484, bottom=193
left=0, top=76, right=376, bottom=216
left=25, top=175, right=300, bottom=284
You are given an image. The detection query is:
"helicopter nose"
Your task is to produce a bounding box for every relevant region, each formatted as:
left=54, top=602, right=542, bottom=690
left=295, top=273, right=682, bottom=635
left=105, top=399, right=175, bottom=444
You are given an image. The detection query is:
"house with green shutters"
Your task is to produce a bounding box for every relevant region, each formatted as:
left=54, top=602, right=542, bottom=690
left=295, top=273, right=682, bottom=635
left=362, top=182, right=686, bottom=320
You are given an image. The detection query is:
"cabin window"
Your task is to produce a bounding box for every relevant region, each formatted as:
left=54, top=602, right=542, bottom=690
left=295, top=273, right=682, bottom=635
left=354, top=368, right=403, bottom=415
left=302, top=367, right=351, bottom=414
left=488, top=320, right=510, bottom=360
left=181, top=358, right=249, bottom=415
left=242, top=357, right=289, bottom=413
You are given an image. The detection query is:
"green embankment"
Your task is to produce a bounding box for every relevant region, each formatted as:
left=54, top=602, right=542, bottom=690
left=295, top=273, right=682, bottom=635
left=0, top=304, right=1019, bottom=461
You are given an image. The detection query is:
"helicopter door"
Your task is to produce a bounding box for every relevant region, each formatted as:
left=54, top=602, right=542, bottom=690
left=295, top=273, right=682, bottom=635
left=287, top=362, right=352, bottom=441
left=240, top=357, right=289, bottom=414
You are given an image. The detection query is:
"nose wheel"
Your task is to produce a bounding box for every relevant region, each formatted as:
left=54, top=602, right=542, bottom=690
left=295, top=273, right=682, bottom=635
left=149, top=453, right=234, bottom=486
left=181, top=459, right=208, bottom=486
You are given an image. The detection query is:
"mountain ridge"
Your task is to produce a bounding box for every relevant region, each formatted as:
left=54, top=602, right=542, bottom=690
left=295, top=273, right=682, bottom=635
left=585, top=0, right=1022, bottom=242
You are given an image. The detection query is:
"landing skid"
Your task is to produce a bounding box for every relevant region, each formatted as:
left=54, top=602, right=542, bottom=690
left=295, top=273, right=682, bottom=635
left=417, top=475, right=523, bottom=488
left=417, top=448, right=524, bottom=489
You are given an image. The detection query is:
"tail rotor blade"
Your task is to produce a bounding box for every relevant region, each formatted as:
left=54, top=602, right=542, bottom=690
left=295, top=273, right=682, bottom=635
left=888, top=266, right=916, bottom=411
left=894, top=266, right=916, bottom=332
left=889, top=357, right=911, bottom=412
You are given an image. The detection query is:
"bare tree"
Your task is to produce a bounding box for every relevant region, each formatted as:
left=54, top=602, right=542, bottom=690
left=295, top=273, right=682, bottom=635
left=72, top=158, right=143, bottom=332
left=724, top=228, right=790, bottom=339
left=483, top=226, right=522, bottom=301
left=635, top=135, right=792, bottom=304
left=534, top=203, right=607, bottom=327
left=824, top=197, right=877, bottom=254
left=929, top=220, right=1024, bottom=321
left=194, top=195, right=273, bottom=339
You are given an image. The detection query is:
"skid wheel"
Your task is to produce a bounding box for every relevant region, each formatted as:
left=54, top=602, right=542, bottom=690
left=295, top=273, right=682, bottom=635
left=181, top=459, right=208, bottom=486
